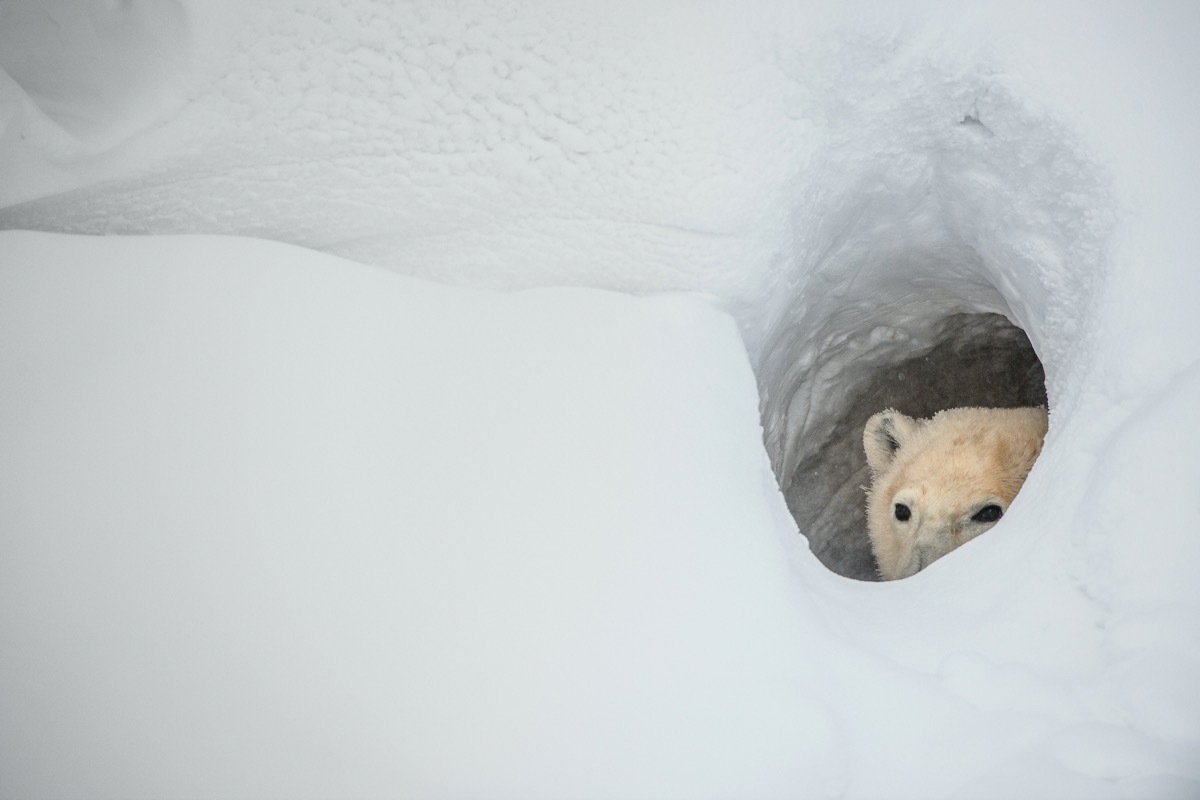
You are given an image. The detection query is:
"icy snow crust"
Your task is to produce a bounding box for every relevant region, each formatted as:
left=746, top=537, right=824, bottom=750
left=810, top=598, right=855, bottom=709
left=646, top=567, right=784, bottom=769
left=2, top=1, right=1200, bottom=798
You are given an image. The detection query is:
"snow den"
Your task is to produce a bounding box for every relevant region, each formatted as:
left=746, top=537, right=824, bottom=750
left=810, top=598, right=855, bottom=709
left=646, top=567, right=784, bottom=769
left=755, top=96, right=1110, bottom=581
left=7, top=3, right=1197, bottom=796
left=763, top=309, right=1045, bottom=581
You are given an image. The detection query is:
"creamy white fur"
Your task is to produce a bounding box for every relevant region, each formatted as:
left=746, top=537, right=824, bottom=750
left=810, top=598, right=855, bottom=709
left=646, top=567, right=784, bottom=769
left=863, top=407, right=1048, bottom=580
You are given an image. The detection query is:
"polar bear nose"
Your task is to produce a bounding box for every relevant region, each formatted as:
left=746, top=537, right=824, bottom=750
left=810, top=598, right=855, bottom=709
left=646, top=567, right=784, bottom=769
left=912, top=541, right=944, bottom=572
left=902, top=540, right=947, bottom=577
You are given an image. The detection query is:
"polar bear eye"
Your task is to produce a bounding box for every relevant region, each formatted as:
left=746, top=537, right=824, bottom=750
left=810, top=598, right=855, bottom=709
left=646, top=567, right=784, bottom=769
left=894, top=503, right=912, bottom=522
left=972, top=504, right=1003, bottom=523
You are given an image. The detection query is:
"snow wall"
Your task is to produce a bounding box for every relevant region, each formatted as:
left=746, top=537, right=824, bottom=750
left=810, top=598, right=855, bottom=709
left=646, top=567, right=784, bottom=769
left=2, top=1, right=1200, bottom=798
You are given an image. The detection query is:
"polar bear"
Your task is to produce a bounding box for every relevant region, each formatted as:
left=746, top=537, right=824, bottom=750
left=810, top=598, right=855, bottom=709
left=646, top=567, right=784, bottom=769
left=862, top=406, right=1048, bottom=580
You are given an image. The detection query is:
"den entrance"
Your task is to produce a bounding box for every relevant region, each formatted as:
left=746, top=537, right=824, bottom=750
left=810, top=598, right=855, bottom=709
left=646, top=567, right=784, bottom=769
left=774, top=312, right=1046, bottom=581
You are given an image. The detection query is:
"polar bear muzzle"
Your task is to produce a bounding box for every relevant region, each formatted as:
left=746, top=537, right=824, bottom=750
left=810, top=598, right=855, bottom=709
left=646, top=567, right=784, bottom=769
left=862, top=406, right=1047, bottom=580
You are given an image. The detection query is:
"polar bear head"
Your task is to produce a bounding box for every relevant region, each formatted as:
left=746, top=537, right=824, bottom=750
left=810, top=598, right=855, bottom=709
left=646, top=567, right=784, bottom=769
left=862, top=406, right=1048, bottom=580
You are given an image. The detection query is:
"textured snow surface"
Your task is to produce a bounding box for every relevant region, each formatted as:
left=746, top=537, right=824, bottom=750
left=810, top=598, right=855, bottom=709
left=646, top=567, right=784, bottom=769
left=2, top=1, right=1200, bottom=798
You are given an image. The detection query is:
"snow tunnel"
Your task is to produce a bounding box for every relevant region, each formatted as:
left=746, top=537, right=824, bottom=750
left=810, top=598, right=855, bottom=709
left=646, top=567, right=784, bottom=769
left=754, top=98, right=1111, bottom=581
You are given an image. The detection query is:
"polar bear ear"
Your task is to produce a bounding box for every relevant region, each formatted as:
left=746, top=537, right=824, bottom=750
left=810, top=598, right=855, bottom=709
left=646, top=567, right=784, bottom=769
left=863, top=409, right=922, bottom=475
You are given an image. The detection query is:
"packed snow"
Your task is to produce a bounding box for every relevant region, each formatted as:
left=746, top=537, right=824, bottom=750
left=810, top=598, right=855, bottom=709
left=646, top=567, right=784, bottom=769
left=2, top=1, right=1199, bottom=798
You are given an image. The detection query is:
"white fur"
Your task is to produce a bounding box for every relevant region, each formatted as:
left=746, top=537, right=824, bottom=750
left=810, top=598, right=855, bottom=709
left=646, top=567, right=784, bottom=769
left=862, top=407, right=1048, bottom=580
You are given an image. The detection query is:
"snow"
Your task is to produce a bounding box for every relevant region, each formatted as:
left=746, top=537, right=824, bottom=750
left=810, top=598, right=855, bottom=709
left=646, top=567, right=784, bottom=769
left=2, top=1, right=1200, bottom=798
left=1, top=232, right=835, bottom=798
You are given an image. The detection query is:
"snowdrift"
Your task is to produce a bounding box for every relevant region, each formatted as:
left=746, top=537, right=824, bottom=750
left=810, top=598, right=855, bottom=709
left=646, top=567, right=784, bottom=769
left=2, top=1, right=1199, bottom=797
left=1, top=232, right=837, bottom=797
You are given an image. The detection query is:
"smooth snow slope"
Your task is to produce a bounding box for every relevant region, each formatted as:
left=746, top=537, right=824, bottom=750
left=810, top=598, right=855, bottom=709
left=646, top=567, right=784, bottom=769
left=2, top=1, right=1200, bottom=798
left=5, top=231, right=1192, bottom=799
left=0, top=232, right=840, bottom=798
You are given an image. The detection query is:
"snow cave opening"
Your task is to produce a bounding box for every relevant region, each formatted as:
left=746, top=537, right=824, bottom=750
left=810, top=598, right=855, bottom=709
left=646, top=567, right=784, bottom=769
left=762, top=305, right=1046, bottom=582
left=750, top=82, right=1114, bottom=581
left=752, top=174, right=1080, bottom=580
